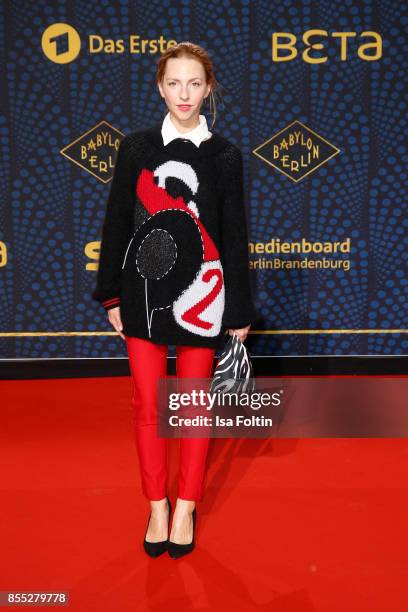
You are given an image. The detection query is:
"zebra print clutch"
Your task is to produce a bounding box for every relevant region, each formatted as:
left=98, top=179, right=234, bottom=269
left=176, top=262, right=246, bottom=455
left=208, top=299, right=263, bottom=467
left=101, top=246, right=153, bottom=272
left=210, top=332, right=256, bottom=394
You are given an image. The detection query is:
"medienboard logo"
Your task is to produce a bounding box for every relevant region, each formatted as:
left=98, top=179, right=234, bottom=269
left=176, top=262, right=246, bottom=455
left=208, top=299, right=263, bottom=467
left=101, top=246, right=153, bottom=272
left=60, top=121, right=125, bottom=183
left=252, top=120, right=340, bottom=183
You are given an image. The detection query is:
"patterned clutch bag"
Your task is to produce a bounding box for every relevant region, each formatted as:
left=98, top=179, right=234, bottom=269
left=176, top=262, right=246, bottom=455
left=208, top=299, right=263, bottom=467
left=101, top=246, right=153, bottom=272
left=210, top=332, right=256, bottom=394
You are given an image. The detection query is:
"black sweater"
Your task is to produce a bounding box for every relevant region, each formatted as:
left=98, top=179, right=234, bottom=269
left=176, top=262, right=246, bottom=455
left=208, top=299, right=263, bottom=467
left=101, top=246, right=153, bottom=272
left=92, top=122, right=258, bottom=348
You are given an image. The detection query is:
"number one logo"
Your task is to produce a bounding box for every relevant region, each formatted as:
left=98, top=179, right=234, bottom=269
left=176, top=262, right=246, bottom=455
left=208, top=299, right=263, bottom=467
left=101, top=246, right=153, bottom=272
left=41, top=23, right=81, bottom=64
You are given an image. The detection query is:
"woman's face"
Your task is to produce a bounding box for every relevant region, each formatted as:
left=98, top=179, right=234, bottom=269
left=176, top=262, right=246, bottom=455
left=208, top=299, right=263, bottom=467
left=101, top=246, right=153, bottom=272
left=158, top=56, right=211, bottom=126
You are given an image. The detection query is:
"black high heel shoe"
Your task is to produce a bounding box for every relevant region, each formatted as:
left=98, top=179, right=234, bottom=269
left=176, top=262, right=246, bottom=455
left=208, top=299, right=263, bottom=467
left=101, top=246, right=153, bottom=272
left=167, top=507, right=196, bottom=559
left=143, top=496, right=171, bottom=558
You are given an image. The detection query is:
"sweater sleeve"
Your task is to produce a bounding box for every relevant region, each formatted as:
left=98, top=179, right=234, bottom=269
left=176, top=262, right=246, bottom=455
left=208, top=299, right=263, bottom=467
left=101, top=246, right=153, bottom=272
left=218, top=144, right=258, bottom=329
left=91, top=135, right=134, bottom=311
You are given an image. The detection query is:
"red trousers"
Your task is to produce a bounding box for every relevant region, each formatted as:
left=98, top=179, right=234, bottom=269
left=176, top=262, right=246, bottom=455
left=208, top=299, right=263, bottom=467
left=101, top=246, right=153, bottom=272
left=125, top=336, right=216, bottom=501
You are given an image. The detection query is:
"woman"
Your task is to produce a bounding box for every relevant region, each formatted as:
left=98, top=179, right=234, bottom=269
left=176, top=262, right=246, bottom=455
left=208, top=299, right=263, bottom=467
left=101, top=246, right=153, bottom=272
left=92, top=42, right=257, bottom=559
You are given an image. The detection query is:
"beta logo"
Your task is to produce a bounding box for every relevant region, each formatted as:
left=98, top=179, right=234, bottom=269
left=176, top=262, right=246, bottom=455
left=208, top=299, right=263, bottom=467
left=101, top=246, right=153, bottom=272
left=272, top=30, right=382, bottom=62
left=41, top=23, right=81, bottom=64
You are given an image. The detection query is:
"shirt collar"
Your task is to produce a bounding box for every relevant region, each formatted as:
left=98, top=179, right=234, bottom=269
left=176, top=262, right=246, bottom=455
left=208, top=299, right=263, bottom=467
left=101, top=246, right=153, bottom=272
left=161, top=111, right=212, bottom=147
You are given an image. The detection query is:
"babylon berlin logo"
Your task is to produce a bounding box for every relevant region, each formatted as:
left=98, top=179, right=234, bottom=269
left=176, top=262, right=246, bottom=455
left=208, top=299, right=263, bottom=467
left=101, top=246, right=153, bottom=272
left=252, top=120, right=340, bottom=182
left=60, top=121, right=124, bottom=183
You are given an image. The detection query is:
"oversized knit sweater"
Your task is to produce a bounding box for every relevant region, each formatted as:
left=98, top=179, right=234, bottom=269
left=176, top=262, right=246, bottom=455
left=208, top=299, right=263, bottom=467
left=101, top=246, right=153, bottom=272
left=91, top=121, right=258, bottom=348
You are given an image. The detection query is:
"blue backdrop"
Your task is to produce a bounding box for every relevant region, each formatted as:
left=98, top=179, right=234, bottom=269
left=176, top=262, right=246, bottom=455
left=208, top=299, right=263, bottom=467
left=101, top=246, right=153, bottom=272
left=0, top=0, right=407, bottom=358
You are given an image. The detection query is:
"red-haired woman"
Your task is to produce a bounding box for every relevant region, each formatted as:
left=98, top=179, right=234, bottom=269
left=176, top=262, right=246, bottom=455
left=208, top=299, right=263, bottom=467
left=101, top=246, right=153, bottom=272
left=92, top=42, right=257, bottom=559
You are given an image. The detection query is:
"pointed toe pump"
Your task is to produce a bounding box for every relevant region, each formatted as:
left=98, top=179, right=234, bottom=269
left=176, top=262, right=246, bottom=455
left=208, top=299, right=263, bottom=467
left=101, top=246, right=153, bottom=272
left=167, top=507, right=196, bottom=559
left=143, top=496, right=172, bottom=558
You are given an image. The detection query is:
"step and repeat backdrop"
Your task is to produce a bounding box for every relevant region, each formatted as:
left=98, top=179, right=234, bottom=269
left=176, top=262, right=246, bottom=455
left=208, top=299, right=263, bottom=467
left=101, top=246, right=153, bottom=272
left=0, top=0, right=406, bottom=358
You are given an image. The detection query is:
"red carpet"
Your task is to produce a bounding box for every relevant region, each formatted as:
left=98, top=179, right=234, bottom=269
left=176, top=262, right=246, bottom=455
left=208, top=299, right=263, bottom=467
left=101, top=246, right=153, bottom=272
left=0, top=376, right=407, bottom=611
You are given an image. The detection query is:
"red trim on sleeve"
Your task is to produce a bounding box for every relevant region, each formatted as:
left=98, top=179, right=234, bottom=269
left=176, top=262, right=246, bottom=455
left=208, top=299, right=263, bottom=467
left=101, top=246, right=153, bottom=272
left=102, top=297, right=121, bottom=307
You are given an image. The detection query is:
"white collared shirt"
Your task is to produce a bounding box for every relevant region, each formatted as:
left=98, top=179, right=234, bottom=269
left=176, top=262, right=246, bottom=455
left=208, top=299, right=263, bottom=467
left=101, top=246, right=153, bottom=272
left=161, top=111, right=212, bottom=147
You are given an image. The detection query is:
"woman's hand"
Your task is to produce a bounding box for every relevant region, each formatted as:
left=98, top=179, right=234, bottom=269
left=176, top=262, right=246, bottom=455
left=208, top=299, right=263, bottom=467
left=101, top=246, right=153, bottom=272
left=107, top=306, right=125, bottom=340
left=226, top=324, right=251, bottom=343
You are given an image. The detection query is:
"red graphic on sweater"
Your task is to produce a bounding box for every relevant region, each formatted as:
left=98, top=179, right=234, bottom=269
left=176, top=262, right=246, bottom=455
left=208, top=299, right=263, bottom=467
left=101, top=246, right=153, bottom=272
left=181, top=268, right=223, bottom=330
left=136, top=167, right=219, bottom=262
left=134, top=164, right=225, bottom=336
